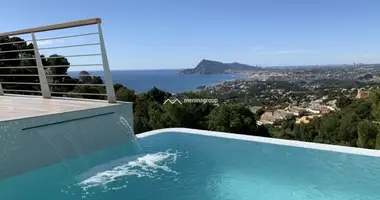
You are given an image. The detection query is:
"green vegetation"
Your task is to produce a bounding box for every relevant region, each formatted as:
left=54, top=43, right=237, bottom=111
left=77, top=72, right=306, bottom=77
left=271, top=89, right=380, bottom=149
left=0, top=36, right=104, bottom=98
left=130, top=87, right=268, bottom=137
left=124, top=85, right=380, bottom=151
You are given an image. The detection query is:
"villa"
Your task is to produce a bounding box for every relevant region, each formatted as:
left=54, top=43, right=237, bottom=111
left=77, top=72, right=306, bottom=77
left=357, top=88, right=370, bottom=99
left=295, top=115, right=322, bottom=124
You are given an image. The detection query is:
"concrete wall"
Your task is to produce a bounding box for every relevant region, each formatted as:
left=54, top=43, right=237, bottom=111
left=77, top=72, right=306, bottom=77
left=0, top=103, right=136, bottom=180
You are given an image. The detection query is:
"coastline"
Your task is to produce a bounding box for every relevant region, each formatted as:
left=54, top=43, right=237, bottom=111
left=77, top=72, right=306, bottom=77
left=79, top=70, right=251, bottom=94
left=194, top=72, right=250, bottom=92
left=109, top=70, right=249, bottom=94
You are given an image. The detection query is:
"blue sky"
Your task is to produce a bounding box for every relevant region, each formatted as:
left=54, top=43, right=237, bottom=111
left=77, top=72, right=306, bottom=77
left=1, top=0, right=380, bottom=70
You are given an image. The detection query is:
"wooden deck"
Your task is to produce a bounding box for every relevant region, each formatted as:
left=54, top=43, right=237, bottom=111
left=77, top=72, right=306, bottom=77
left=0, top=94, right=121, bottom=122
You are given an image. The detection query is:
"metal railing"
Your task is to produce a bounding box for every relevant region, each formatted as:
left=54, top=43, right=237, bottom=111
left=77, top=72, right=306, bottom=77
left=0, top=18, right=117, bottom=103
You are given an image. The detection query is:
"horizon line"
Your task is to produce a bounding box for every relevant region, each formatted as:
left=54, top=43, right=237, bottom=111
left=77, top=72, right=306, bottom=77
left=66, top=62, right=380, bottom=72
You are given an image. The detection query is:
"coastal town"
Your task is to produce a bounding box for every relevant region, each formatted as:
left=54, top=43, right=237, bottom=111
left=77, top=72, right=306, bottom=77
left=196, top=64, right=380, bottom=127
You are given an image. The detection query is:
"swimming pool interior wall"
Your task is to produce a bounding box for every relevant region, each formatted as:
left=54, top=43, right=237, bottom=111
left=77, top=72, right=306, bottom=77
left=0, top=103, right=136, bottom=180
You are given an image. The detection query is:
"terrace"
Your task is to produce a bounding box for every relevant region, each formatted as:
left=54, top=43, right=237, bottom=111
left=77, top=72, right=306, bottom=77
left=0, top=18, right=134, bottom=181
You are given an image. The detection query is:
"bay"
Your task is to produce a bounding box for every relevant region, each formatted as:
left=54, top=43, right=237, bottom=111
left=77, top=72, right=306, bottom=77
left=70, top=69, right=246, bottom=93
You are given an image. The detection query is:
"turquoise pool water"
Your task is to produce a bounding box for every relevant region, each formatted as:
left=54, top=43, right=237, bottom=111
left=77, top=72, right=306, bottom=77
left=1, top=131, right=380, bottom=200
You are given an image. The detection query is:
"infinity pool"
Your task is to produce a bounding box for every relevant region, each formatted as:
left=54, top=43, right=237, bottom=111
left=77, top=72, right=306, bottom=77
left=1, top=129, right=380, bottom=200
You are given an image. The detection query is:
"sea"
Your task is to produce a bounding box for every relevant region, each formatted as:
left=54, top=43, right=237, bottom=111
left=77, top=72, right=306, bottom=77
left=70, top=69, right=246, bottom=93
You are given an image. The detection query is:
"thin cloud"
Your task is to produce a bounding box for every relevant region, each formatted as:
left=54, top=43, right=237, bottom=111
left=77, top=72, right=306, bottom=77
left=260, top=49, right=313, bottom=55
left=359, top=53, right=380, bottom=59
left=37, top=39, right=65, bottom=46
left=272, top=50, right=301, bottom=54
left=37, top=40, right=53, bottom=46
left=252, top=46, right=264, bottom=51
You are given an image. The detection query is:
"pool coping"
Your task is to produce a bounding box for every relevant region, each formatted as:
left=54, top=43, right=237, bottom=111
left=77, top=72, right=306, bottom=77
left=137, top=128, right=380, bottom=158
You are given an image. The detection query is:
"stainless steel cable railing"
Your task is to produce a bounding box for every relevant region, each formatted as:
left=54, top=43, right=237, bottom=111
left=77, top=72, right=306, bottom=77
left=0, top=18, right=117, bottom=103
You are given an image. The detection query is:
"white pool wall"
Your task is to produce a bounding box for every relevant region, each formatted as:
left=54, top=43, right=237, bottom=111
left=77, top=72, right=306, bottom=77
left=137, top=128, right=380, bottom=158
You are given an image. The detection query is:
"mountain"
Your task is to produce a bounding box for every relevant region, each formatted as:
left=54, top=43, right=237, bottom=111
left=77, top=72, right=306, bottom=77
left=180, top=59, right=262, bottom=75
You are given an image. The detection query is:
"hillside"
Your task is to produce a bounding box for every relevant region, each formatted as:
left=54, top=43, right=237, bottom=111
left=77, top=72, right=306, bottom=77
left=180, top=59, right=262, bottom=75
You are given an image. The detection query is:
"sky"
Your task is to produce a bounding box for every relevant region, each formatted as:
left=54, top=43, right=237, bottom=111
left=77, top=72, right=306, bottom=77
left=1, top=0, right=380, bottom=70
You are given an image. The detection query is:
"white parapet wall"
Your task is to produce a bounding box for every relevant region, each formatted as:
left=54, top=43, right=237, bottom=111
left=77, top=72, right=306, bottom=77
left=0, top=103, right=135, bottom=180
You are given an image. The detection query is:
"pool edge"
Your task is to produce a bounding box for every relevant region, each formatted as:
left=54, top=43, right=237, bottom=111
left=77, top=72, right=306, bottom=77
left=137, top=128, right=380, bottom=158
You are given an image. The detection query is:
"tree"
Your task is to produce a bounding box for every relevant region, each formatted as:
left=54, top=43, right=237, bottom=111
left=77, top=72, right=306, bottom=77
left=370, top=89, right=380, bottom=120
left=79, top=70, right=92, bottom=83
left=352, top=100, right=372, bottom=119
left=69, top=85, right=105, bottom=100
left=208, top=103, right=258, bottom=135
left=0, top=37, right=40, bottom=94
left=338, top=113, right=359, bottom=146
left=133, top=96, right=151, bottom=134
left=357, top=120, right=379, bottom=149
left=116, top=87, right=136, bottom=102
left=281, top=120, right=295, bottom=131
left=256, top=125, right=270, bottom=137
left=376, top=133, right=380, bottom=150
left=146, top=87, right=172, bottom=104
left=317, top=113, right=340, bottom=143
left=336, top=96, right=352, bottom=109
left=147, top=101, right=167, bottom=130
left=162, top=96, right=215, bottom=129
left=293, top=123, right=317, bottom=142
left=46, top=54, right=70, bottom=75
left=90, top=76, right=104, bottom=84
left=44, top=54, right=78, bottom=95
left=0, top=37, right=75, bottom=95
left=114, top=83, right=124, bottom=92
left=256, top=108, right=265, bottom=116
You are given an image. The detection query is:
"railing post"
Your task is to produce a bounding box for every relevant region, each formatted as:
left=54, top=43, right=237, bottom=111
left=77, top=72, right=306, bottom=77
left=31, top=32, right=51, bottom=99
left=0, top=83, right=4, bottom=95
left=97, top=23, right=116, bottom=103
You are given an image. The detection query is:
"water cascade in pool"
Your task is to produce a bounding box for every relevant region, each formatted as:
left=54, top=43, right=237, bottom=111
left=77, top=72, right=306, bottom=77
left=68, top=117, right=180, bottom=198
left=0, top=116, right=182, bottom=200
left=119, top=116, right=141, bottom=151
left=74, top=149, right=179, bottom=197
